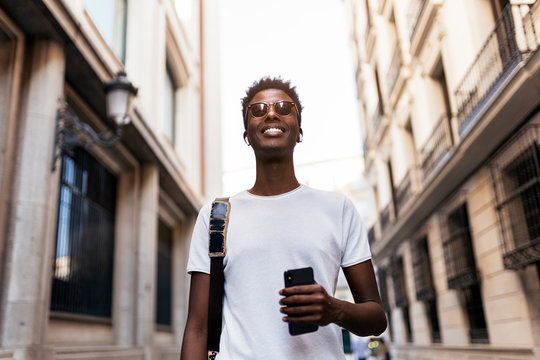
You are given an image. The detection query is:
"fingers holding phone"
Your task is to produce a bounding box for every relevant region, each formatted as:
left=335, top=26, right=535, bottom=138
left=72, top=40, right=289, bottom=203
left=280, top=267, right=342, bottom=333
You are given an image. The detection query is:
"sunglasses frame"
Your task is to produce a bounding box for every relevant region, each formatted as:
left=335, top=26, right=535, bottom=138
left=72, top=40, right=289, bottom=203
left=244, top=101, right=300, bottom=121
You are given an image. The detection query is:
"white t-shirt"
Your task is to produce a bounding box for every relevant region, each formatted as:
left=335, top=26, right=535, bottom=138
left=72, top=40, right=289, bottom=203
left=187, top=185, right=371, bottom=359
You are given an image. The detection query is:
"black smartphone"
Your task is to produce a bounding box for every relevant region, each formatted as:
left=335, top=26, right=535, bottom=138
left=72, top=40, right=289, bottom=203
left=283, top=267, right=319, bottom=336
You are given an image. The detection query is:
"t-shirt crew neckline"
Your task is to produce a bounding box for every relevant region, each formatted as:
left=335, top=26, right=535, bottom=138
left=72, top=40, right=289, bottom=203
left=244, top=184, right=304, bottom=199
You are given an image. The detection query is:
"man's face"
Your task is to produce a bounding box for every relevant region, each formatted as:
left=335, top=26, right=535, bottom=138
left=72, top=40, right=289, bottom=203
left=244, top=89, right=302, bottom=159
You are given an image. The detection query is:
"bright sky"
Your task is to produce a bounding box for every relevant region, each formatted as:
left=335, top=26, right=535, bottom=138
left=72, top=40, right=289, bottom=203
left=220, top=0, right=362, bottom=195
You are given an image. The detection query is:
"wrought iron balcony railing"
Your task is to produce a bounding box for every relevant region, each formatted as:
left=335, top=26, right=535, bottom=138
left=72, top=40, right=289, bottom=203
left=419, top=113, right=453, bottom=181
left=394, top=166, right=421, bottom=215
left=454, top=4, right=539, bottom=137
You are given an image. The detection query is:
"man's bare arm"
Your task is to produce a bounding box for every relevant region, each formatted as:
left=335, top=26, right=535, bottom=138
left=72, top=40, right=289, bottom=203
left=180, top=272, right=210, bottom=360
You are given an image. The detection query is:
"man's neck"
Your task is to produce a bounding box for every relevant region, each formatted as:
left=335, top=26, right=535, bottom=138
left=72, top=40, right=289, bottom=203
left=249, top=159, right=300, bottom=196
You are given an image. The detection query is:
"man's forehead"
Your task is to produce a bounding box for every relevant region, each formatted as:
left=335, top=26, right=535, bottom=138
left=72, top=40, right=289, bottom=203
left=250, top=88, right=293, bottom=103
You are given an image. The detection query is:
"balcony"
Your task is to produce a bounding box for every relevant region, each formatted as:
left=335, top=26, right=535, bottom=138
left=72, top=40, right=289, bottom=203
left=455, top=4, right=540, bottom=137
left=394, top=166, right=422, bottom=215
left=419, top=113, right=453, bottom=182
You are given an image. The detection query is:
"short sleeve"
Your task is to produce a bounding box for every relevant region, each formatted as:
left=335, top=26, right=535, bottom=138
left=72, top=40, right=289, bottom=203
left=341, top=196, right=371, bottom=267
left=186, top=202, right=212, bottom=274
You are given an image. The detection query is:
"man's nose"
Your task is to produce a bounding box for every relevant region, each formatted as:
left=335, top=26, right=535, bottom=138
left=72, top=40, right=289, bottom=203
left=266, top=104, right=278, bottom=119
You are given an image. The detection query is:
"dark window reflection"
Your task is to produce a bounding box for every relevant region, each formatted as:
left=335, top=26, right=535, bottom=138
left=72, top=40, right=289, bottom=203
left=51, top=148, right=116, bottom=318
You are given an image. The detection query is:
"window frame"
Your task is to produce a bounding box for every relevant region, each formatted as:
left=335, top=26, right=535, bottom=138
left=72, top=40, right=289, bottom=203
left=440, top=196, right=489, bottom=343
left=51, top=144, right=118, bottom=319
left=490, top=123, right=540, bottom=270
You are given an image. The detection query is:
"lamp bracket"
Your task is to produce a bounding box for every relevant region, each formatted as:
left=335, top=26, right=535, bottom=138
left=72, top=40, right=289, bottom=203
left=51, top=103, right=123, bottom=171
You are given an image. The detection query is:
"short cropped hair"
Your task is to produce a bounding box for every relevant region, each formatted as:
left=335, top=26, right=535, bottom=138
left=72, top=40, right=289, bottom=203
left=241, top=76, right=303, bottom=129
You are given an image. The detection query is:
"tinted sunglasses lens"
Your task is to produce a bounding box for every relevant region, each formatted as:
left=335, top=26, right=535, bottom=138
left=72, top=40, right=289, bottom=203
left=250, top=103, right=268, bottom=117
left=275, top=101, right=293, bottom=115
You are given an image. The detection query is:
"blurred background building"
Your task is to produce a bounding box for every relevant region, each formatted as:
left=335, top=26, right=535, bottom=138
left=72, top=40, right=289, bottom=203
left=345, top=0, right=540, bottom=359
left=0, top=0, right=221, bottom=359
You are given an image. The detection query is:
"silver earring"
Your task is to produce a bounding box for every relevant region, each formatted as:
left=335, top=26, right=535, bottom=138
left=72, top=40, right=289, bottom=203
left=244, top=137, right=251, bottom=146
left=298, top=134, right=303, bottom=143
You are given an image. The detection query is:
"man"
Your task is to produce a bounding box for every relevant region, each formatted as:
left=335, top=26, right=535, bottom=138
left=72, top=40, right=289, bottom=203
left=180, top=77, right=387, bottom=359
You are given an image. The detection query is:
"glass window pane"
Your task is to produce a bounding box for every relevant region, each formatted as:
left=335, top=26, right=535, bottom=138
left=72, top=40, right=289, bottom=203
left=156, top=220, right=173, bottom=327
left=163, top=68, right=176, bottom=143
left=51, top=147, right=117, bottom=318
left=85, top=0, right=127, bottom=62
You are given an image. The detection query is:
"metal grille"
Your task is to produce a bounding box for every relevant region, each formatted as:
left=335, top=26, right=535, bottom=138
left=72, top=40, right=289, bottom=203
left=490, top=124, right=540, bottom=269
left=419, top=113, right=452, bottom=181
left=156, top=220, right=173, bottom=327
left=455, top=4, right=538, bottom=136
left=442, top=203, right=479, bottom=289
left=412, top=236, right=435, bottom=301
left=51, top=148, right=116, bottom=318
left=391, top=257, right=409, bottom=308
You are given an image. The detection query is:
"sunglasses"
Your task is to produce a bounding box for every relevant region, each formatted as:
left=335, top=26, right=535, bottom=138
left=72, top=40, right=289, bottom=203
left=245, top=101, right=299, bottom=120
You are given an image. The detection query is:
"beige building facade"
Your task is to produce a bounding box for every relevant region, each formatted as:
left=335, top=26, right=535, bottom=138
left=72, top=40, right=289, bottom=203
left=0, top=0, right=221, bottom=359
left=346, top=0, right=540, bottom=359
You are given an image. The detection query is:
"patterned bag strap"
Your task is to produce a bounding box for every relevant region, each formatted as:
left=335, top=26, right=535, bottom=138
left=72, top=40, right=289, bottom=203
left=207, top=197, right=230, bottom=359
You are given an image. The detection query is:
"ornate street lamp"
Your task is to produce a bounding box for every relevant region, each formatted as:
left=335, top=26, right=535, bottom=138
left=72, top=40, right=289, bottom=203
left=51, top=72, right=138, bottom=171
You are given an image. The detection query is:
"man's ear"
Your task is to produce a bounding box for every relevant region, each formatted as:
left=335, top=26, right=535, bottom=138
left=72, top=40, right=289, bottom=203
left=243, top=131, right=250, bottom=146
left=297, top=128, right=303, bottom=143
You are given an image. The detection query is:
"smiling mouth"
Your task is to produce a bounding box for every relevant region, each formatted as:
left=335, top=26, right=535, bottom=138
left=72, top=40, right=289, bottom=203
left=263, top=127, right=284, bottom=135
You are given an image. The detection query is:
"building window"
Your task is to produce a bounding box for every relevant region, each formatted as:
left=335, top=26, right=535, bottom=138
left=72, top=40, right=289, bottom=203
left=491, top=124, right=540, bottom=271
left=463, top=283, right=489, bottom=343
left=391, top=256, right=413, bottom=342
left=163, top=65, right=177, bottom=144
left=51, top=147, right=117, bottom=318
left=412, top=236, right=441, bottom=342
left=442, top=202, right=489, bottom=343
left=402, top=305, right=413, bottom=343
left=442, top=203, right=478, bottom=289
left=85, top=0, right=127, bottom=62
left=156, top=220, right=173, bottom=328
left=377, top=268, right=393, bottom=340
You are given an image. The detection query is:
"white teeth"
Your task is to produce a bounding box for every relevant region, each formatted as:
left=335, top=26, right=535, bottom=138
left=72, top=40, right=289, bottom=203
left=264, top=128, right=283, bottom=134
